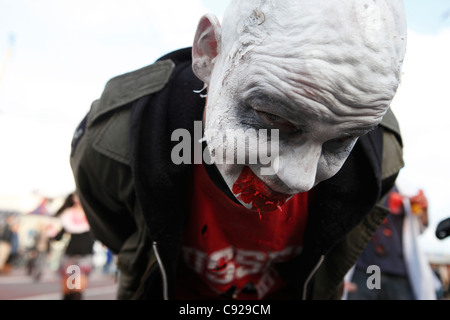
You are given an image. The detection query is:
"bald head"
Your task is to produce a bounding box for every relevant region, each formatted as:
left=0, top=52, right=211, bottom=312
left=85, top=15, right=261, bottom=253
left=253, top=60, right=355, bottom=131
left=191, top=0, right=408, bottom=207
left=221, top=0, right=407, bottom=59
left=194, top=0, right=407, bottom=121
left=220, top=0, right=407, bottom=121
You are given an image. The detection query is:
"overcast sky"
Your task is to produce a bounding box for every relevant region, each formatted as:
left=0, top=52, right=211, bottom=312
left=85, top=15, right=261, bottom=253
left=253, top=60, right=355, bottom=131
left=1, top=0, right=450, bottom=254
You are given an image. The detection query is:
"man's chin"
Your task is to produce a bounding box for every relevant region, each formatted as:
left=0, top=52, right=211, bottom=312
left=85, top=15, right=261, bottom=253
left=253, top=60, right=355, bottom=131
left=236, top=197, right=293, bottom=213
left=231, top=166, right=293, bottom=212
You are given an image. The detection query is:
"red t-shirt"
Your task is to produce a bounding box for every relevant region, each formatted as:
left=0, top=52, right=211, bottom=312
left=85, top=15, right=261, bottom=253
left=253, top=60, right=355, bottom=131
left=176, top=164, right=309, bottom=300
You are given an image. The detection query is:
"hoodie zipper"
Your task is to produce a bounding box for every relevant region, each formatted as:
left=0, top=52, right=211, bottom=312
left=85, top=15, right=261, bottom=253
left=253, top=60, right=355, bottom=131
left=153, top=241, right=169, bottom=300
left=153, top=241, right=323, bottom=300
left=302, top=255, right=325, bottom=300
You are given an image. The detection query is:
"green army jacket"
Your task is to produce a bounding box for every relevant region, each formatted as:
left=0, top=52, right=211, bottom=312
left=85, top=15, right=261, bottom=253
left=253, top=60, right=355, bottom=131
left=70, top=48, right=404, bottom=300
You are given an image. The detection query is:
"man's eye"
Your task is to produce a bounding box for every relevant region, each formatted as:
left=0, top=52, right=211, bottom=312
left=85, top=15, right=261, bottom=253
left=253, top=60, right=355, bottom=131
left=323, top=136, right=357, bottom=152
left=331, top=136, right=353, bottom=144
left=256, top=110, right=299, bottom=133
left=259, top=111, right=279, bottom=122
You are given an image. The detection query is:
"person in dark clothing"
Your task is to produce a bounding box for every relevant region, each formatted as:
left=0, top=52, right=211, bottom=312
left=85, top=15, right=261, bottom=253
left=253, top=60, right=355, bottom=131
left=70, top=0, right=407, bottom=300
left=346, top=183, right=438, bottom=300
left=53, top=192, right=95, bottom=300
left=0, top=215, right=15, bottom=273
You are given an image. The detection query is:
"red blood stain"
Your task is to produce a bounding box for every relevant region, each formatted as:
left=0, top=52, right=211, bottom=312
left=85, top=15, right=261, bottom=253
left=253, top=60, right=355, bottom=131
left=232, top=166, right=291, bottom=212
left=388, top=192, right=404, bottom=214
left=382, top=228, right=393, bottom=237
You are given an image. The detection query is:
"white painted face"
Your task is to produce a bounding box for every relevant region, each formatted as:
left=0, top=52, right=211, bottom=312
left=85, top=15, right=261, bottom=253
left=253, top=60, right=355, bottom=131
left=194, top=0, right=407, bottom=212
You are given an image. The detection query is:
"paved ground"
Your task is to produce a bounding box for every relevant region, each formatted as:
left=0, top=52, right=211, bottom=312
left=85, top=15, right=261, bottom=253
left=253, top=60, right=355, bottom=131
left=0, top=265, right=119, bottom=300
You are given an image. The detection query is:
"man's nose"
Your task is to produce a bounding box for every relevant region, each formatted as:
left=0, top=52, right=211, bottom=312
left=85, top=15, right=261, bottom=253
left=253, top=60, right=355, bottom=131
left=276, top=141, right=322, bottom=193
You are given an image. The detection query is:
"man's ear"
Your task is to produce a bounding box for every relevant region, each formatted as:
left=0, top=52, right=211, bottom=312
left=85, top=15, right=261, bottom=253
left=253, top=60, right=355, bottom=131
left=192, top=14, right=221, bottom=85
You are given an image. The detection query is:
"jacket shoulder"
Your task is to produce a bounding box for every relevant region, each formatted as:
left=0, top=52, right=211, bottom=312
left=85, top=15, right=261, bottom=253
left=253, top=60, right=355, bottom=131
left=88, top=59, right=175, bottom=126
left=380, top=108, right=404, bottom=181
left=380, top=107, right=402, bottom=146
left=83, top=59, right=175, bottom=165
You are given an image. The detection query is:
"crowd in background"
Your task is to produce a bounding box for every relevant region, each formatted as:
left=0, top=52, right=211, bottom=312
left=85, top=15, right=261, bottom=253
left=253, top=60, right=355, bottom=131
left=0, top=193, right=118, bottom=300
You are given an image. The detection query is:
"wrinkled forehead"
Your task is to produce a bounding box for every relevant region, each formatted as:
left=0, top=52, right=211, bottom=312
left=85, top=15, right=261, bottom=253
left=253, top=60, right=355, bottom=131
left=222, top=0, right=407, bottom=53
left=218, top=0, right=407, bottom=123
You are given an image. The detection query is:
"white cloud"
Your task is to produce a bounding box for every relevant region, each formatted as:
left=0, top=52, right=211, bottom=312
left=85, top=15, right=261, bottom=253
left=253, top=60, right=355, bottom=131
left=0, top=0, right=212, bottom=198
left=391, top=29, right=450, bottom=217
left=25, top=0, right=208, bottom=49
left=0, top=113, right=74, bottom=196
left=390, top=28, right=450, bottom=253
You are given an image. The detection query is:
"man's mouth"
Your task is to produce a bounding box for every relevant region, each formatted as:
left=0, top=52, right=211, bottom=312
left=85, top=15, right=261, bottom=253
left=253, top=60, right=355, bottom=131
left=232, top=166, right=291, bottom=212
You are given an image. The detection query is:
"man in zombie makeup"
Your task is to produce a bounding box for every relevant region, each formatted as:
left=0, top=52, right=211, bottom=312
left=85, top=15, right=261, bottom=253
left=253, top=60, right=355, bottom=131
left=70, top=0, right=407, bottom=300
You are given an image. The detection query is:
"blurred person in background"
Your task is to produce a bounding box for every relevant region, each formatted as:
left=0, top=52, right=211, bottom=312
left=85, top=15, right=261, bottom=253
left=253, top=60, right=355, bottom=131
left=26, top=221, right=51, bottom=281
left=346, top=179, right=440, bottom=300
left=4, top=218, right=19, bottom=273
left=0, top=214, right=16, bottom=274
left=52, top=192, right=96, bottom=300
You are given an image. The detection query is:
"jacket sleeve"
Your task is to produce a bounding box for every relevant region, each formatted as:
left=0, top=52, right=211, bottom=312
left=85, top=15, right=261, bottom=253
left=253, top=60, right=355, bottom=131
left=69, top=59, right=176, bottom=299
left=69, top=59, right=175, bottom=253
